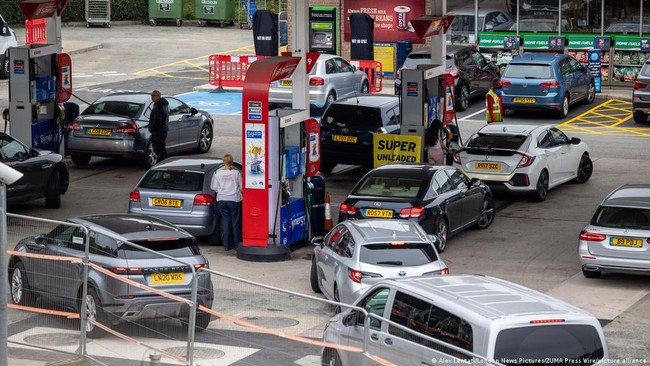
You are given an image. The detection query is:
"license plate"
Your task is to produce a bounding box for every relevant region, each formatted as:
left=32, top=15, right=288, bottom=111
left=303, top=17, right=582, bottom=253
left=513, top=97, right=536, bottom=103
left=333, top=135, right=358, bottom=143
left=364, top=209, right=393, bottom=218
left=88, top=128, right=111, bottom=136
left=152, top=198, right=182, bottom=207
left=280, top=80, right=292, bottom=87
left=475, top=162, right=501, bottom=170
left=151, top=272, right=185, bottom=285
left=610, top=237, right=643, bottom=248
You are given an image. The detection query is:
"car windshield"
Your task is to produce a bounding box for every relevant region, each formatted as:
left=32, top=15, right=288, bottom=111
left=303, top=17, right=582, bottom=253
left=591, top=206, right=650, bottom=229
left=322, top=104, right=383, bottom=130
left=360, top=243, right=438, bottom=266
left=139, top=170, right=205, bottom=191
left=467, top=134, right=528, bottom=150
left=354, top=175, right=423, bottom=198
left=450, top=15, right=479, bottom=32
left=504, top=64, right=553, bottom=79
left=640, top=64, right=650, bottom=77
left=82, top=101, right=143, bottom=118
left=493, top=324, right=604, bottom=365
left=121, top=238, right=200, bottom=259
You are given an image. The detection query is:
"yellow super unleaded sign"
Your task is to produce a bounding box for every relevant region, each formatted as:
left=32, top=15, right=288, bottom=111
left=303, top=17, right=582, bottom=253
left=374, top=134, right=422, bottom=167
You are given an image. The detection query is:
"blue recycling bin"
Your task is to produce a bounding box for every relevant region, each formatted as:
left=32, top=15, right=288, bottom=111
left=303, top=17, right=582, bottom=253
left=396, top=40, right=413, bottom=70
left=310, top=175, right=326, bottom=238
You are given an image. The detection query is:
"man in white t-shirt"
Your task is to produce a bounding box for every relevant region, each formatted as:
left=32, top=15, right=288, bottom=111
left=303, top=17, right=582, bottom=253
left=210, top=154, right=242, bottom=251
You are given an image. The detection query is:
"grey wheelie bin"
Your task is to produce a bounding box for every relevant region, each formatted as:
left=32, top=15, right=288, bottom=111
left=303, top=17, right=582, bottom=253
left=195, top=0, right=236, bottom=27
left=149, top=0, right=183, bottom=27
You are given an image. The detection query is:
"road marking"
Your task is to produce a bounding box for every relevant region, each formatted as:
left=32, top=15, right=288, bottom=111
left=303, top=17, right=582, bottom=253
left=460, top=108, right=486, bottom=120
left=295, top=355, right=321, bottom=365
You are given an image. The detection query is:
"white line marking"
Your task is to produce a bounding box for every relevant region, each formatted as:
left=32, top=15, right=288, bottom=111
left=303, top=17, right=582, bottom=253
left=72, top=75, right=93, bottom=78
left=460, top=108, right=486, bottom=121
left=102, top=73, right=127, bottom=76
left=94, top=71, right=119, bottom=74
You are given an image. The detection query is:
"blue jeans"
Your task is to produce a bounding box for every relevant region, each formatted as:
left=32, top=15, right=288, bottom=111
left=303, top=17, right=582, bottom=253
left=218, top=200, right=241, bottom=250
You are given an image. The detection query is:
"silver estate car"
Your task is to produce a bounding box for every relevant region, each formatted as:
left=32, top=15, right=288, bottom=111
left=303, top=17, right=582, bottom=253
left=268, top=54, right=369, bottom=111
left=128, top=157, right=242, bottom=245
left=8, top=214, right=214, bottom=338
left=310, top=219, right=448, bottom=305
left=66, top=92, right=214, bottom=168
left=632, top=61, right=650, bottom=124
left=579, top=184, right=650, bottom=278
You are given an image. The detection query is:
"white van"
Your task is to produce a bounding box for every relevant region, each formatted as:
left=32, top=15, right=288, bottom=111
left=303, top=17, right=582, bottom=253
left=322, top=275, right=609, bottom=365
left=1, top=14, right=18, bottom=79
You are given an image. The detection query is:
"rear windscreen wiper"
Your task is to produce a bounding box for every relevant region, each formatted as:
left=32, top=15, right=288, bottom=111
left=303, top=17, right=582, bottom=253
left=376, top=261, right=403, bottom=265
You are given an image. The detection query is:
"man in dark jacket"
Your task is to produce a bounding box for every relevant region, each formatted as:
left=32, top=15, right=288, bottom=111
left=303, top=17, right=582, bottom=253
left=148, top=90, right=169, bottom=163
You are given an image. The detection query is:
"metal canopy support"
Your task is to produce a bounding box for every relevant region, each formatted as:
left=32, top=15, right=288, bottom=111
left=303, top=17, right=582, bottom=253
left=430, top=0, right=447, bottom=73
left=290, top=0, right=309, bottom=111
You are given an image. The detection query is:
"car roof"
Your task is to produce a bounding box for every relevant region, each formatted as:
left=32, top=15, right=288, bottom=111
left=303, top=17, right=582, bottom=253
left=602, top=184, right=650, bottom=209
left=510, top=53, right=565, bottom=65
left=380, top=275, right=589, bottom=320
left=370, top=163, right=441, bottom=179
left=97, top=92, right=155, bottom=104
left=347, top=219, right=429, bottom=243
left=153, top=157, right=225, bottom=171
left=333, top=94, right=398, bottom=107
left=448, top=7, right=504, bottom=16
left=317, top=54, right=340, bottom=61
left=70, top=214, right=192, bottom=240
left=478, top=123, right=549, bottom=135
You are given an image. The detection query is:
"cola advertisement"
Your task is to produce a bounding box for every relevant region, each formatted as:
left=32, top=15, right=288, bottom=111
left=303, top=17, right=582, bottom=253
left=344, top=0, right=425, bottom=43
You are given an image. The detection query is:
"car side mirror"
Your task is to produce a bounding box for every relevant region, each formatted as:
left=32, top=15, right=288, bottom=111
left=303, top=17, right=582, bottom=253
left=311, top=236, right=324, bottom=247
left=190, top=107, right=198, bottom=115
left=469, top=178, right=481, bottom=187
left=29, top=148, right=39, bottom=157
left=342, top=311, right=359, bottom=327
left=571, top=137, right=581, bottom=145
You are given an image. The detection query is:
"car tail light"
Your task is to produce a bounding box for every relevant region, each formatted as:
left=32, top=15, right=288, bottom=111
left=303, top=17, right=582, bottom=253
left=579, top=230, right=606, bottom=242
left=539, top=80, right=560, bottom=89
left=348, top=269, right=382, bottom=283
left=389, top=242, right=406, bottom=246
left=500, top=79, right=512, bottom=87
left=193, top=193, right=215, bottom=206
left=530, top=319, right=565, bottom=324
left=129, top=189, right=140, bottom=202
left=310, top=77, right=325, bottom=86
left=516, top=151, right=535, bottom=168
left=399, top=206, right=424, bottom=218
left=194, top=263, right=209, bottom=270
left=634, top=80, right=648, bottom=90
left=452, top=148, right=465, bottom=164
left=340, top=203, right=356, bottom=215
left=110, top=267, right=143, bottom=275
left=423, top=268, right=450, bottom=276
left=68, top=122, right=81, bottom=131
left=115, top=123, right=139, bottom=136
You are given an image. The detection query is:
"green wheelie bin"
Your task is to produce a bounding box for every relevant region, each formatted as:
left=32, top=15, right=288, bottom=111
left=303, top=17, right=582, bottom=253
left=194, top=0, right=236, bottom=27
left=148, top=0, right=183, bottom=27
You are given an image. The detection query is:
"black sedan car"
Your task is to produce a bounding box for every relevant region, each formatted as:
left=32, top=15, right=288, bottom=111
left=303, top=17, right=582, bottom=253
left=339, top=164, right=494, bottom=252
left=66, top=92, right=214, bottom=168
left=1, top=133, right=69, bottom=208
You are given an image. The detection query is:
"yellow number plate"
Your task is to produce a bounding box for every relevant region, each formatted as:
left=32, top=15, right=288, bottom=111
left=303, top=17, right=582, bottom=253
left=151, top=272, right=185, bottom=285
left=88, top=128, right=111, bottom=136
left=513, top=97, right=536, bottom=103
left=365, top=209, right=393, bottom=218
left=281, top=80, right=293, bottom=86
left=152, top=198, right=182, bottom=207
left=475, top=162, right=501, bottom=170
left=333, top=135, right=358, bottom=143
left=610, top=237, right=643, bottom=248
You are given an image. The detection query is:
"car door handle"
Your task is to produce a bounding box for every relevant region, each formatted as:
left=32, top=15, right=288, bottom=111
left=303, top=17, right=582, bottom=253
left=42, top=163, right=53, bottom=169
left=27, top=243, right=46, bottom=251
left=384, top=338, right=393, bottom=345
left=370, top=333, right=379, bottom=341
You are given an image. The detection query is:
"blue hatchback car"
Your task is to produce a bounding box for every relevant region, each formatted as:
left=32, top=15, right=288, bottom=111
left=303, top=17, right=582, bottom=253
left=501, top=54, right=596, bottom=118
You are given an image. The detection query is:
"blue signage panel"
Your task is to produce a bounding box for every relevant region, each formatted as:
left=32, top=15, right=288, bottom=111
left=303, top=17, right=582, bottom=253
left=588, top=49, right=602, bottom=93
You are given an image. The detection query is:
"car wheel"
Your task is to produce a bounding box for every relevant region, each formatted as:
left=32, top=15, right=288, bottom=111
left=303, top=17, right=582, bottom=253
left=573, top=154, right=593, bottom=184
left=10, top=262, right=35, bottom=306
left=195, top=312, right=211, bottom=331
left=71, top=154, right=91, bottom=166
left=474, top=197, right=495, bottom=230
left=196, top=124, right=213, bottom=153
left=84, top=288, right=107, bottom=338
left=582, top=268, right=601, bottom=279
left=435, top=218, right=448, bottom=253
left=208, top=216, right=223, bottom=246
left=633, top=111, right=648, bottom=124
left=149, top=19, right=157, bottom=26
left=322, top=348, right=343, bottom=366
left=586, top=82, right=596, bottom=104
left=0, top=55, right=8, bottom=79
left=530, top=170, right=549, bottom=202
left=323, top=91, right=336, bottom=113
left=361, top=80, right=369, bottom=94
left=556, top=94, right=569, bottom=119
left=310, top=258, right=322, bottom=293
left=319, top=161, right=336, bottom=174
left=139, top=140, right=158, bottom=169
left=456, top=84, right=470, bottom=112
left=333, top=285, right=341, bottom=314
left=45, top=170, right=61, bottom=209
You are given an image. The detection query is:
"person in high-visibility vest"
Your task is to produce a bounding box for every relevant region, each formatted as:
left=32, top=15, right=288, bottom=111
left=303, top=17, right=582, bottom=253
left=486, top=78, right=504, bottom=123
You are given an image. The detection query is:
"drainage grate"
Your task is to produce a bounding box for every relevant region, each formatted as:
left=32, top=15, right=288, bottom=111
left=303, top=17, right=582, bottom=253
left=161, top=346, right=226, bottom=359
left=242, top=316, right=299, bottom=328
left=23, top=333, right=81, bottom=347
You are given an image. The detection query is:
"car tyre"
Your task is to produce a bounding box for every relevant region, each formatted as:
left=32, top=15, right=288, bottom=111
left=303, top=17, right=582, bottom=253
left=474, top=197, right=495, bottom=229
left=333, top=285, right=341, bottom=314
left=530, top=170, right=549, bottom=202
left=361, top=80, right=369, bottom=94
left=149, top=19, right=157, bottom=26
left=71, top=154, right=91, bottom=166
left=0, top=55, right=9, bottom=79
left=208, top=216, right=223, bottom=246
left=195, top=312, right=211, bottom=331
left=456, top=84, right=470, bottom=112
left=196, top=124, right=213, bottom=153
left=310, top=258, right=322, bottom=293
left=139, top=140, right=158, bottom=169
left=322, top=348, right=343, bottom=366
left=10, top=262, right=36, bottom=306
left=84, top=288, right=107, bottom=338
left=435, top=218, right=448, bottom=253
left=585, top=82, right=596, bottom=104
left=319, top=161, right=336, bottom=174
left=633, top=111, right=647, bottom=124
left=582, top=268, right=601, bottom=279
left=556, top=94, right=569, bottom=119
left=45, top=170, right=61, bottom=209
left=322, top=91, right=336, bottom=113
left=573, top=154, right=593, bottom=184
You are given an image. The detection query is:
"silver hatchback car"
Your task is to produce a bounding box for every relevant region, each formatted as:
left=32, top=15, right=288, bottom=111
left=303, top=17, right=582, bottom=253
left=8, top=214, right=214, bottom=338
left=268, top=54, right=369, bottom=111
left=579, top=184, right=650, bottom=278
left=310, top=219, right=448, bottom=305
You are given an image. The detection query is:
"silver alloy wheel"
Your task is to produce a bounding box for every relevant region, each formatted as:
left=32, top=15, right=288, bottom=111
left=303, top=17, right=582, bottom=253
left=147, top=143, right=158, bottom=167
left=477, top=199, right=494, bottom=228
left=562, top=95, right=569, bottom=117
left=198, top=125, right=212, bottom=152
left=361, top=81, right=369, bottom=93
left=11, top=267, right=23, bottom=304
left=537, top=171, right=549, bottom=200
left=437, top=220, right=448, bottom=252
left=85, top=293, right=97, bottom=333
left=587, top=83, right=595, bottom=103
left=459, top=85, right=469, bottom=111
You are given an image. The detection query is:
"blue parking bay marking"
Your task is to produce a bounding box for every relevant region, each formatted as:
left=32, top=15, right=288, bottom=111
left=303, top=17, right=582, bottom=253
left=176, top=91, right=243, bottom=116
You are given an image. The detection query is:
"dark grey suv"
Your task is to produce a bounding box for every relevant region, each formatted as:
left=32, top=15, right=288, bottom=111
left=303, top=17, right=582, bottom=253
left=632, top=61, right=650, bottom=123
left=8, top=214, right=214, bottom=337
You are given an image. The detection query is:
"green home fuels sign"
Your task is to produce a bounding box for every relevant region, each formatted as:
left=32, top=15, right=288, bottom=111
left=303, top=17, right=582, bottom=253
left=524, top=35, right=551, bottom=49
left=567, top=36, right=595, bottom=49
left=614, top=37, right=641, bottom=50
left=479, top=35, right=505, bottom=48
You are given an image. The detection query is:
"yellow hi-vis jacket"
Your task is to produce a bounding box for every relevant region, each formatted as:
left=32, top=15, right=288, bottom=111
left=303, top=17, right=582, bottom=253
left=486, top=88, right=503, bottom=123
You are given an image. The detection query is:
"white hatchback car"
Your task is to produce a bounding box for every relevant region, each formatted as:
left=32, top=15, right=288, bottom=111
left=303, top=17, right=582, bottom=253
left=453, top=124, right=592, bottom=202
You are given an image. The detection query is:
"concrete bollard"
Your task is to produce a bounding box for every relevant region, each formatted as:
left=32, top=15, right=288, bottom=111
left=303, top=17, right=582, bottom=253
left=148, top=353, right=162, bottom=366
